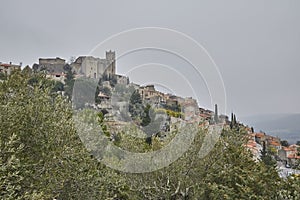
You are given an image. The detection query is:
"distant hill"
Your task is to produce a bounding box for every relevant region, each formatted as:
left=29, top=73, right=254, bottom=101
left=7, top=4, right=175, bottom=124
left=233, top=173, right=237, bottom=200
left=240, top=113, right=300, bottom=144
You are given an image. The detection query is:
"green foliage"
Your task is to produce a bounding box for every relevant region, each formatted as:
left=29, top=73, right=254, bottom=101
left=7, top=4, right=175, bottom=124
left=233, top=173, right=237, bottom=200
left=27, top=72, right=63, bottom=93
left=64, top=66, right=75, bottom=99
left=164, top=103, right=181, bottom=113
left=0, top=133, right=25, bottom=199
left=51, top=80, right=64, bottom=93
left=109, top=75, right=117, bottom=87
left=95, top=85, right=101, bottom=104
left=22, top=66, right=32, bottom=75
left=95, top=85, right=111, bottom=104
left=230, top=113, right=238, bottom=129
left=278, top=176, right=300, bottom=199
left=268, top=146, right=277, bottom=155
left=145, top=136, right=152, bottom=145
left=97, top=112, right=110, bottom=137
left=108, top=128, right=162, bottom=153
left=281, top=140, right=289, bottom=147
left=2, top=71, right=300, bottom=199
left=261, top=141, right=277, bottom=168
left=0, top=71, right=130, bottom=199
left=0, top=72, right=7, bottom=80
left=123, top=127, right=282, bottom=199
left=102, top=86, right=111, bottom=96
left=129, top=89, right=144, bottom=120
left=141, top=104, right=151, bottom=127
left=165, top=109, right=183, bottom=118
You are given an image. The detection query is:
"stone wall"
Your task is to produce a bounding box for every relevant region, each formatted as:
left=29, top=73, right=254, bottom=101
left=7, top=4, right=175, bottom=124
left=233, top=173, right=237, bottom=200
left=39, top=57, right=65, bottom=65
left=72, top=51, right=116, bottom=79
left=0, top=63, right=21, bottom=75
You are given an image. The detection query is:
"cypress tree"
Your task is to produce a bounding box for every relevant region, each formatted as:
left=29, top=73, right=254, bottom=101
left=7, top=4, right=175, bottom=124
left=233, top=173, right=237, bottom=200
left=214, top=104, right=219, bottom=124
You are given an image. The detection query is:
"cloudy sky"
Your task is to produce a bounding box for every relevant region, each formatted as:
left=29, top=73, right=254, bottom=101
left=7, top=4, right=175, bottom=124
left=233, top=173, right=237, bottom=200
left=1, top=0, right=299, bottom=118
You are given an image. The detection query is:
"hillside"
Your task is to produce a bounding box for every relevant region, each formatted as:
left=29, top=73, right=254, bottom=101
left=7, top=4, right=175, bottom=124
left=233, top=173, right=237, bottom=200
left=241, top=113, right=300, bottom=144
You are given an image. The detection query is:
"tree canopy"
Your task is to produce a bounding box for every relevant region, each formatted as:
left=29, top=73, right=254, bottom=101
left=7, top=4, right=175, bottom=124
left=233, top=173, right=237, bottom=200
left=1, top=70, right=300, bottom=199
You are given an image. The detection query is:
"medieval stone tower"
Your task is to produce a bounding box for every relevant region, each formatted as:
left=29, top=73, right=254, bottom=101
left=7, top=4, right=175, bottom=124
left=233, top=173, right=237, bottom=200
left=71, top=50, right=116, bottom=79
left=104, top=50, right=116, bottom=78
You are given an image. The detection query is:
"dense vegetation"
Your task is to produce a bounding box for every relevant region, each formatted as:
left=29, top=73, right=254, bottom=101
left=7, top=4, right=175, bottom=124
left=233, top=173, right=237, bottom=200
left=1, top=70, right=300, bottom=199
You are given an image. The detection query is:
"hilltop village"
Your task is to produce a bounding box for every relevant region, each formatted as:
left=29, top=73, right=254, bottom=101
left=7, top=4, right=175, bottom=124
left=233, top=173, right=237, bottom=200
left=1, top=51, right=299, bottom=177
left=1, top=51, right=220, bottom=125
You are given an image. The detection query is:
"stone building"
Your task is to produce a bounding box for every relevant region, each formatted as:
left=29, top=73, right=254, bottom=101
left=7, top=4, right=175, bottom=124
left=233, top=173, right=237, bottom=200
left=166, top=95, right=183, bottom=108
left=33, top=57, right=66, bottom=73
left=255, top=132, right=266, bottom=145
left=0, top=62, right=21, bottom=75
left=39, top=57, right=66, bottom=66
left=114, top=74, right=129, bottom=85
left=139, top=85, right=166, bottom=105
left=139, top=85, right=155, bottom=99
left=71, top=50, right=116, bottom=80
left=181, top=97, right=200, bottom=121
left=33, top=57, right=68, bottom=83
left=33, top=51, right=118, bottom=83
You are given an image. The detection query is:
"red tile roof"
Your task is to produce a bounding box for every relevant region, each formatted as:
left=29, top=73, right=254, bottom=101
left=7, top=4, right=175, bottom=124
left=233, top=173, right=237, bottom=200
left=269, top=141, right=281, bottom=146
left=283, top=147, right=293, bottom=151
left=0, top=63, right=20, bottom=67
left=287, top=154, right=300, bottom=159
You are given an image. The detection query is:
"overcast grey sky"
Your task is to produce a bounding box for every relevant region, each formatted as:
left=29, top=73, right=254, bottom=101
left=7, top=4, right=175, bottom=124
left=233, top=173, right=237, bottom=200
left=1, top=0, right=299, bottom=117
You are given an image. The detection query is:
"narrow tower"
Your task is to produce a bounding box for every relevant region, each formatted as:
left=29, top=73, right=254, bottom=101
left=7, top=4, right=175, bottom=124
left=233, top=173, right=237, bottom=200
left=106, top=50, right=116, bottom=75
left=214, top=104, right=219, bottom=124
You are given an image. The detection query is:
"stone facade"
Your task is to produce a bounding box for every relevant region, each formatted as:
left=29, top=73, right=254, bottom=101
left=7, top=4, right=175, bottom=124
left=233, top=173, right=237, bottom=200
left=71, top=51, right=116, bottom=79
left=139, top=85, right=166, bottom=103
left=46, top=73, right=66, bottom=84
left=0, top=62, right=21, bottom=75
left=32, top=57, right=67, bottom=83
left=0, top=63, right=21, bottom=75
left=39, top=57, right=65, bottom=66
left=115, top=74, right=129, bottom=85
left=34, top=57, right=66, bottom=73
left=35, top=51, right=116, bottom=81
left=181, top=97, right=200, bottom=121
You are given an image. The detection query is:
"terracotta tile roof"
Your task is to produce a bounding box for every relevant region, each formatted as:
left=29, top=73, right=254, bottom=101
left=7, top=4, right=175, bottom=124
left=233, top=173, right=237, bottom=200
left=287, top=154, right=300, bottom=159
left=246, top=139, right=257, bottom=148
left=0, top=63, right=20, bottom=67
left=283, top=147, right=293, bottom=151
left=0, top=64, right=11, bottom=67
left=269, top=141, right=281, bottom=146
left=199, top=113, right=211, bottom=118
